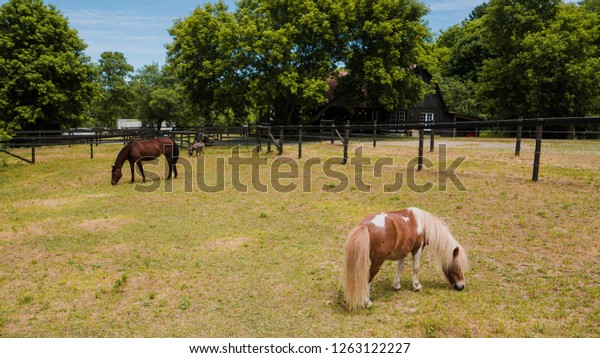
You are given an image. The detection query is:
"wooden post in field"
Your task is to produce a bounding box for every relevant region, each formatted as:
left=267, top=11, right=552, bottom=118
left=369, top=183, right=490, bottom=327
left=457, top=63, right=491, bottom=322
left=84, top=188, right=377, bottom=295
left=343, top=121, right=350, bottom=165
left=373, top=119, right=377, bottom=147
left=267, top=127, right=272, bottom=153
left=90, top=140, right=94, bottom=159
left=320, top=122, right=323, bottom=143
left=298, top=125, right=303, bottom=159
left=31, top=140, right=35, bottom=164
left=430, top=128, right=435, bottom=152
left=532, top=123, right=543, bottom=182
left=330, top=122, right=335, bottom=144
left=279, top=127, right=284, bottom=155
left=418, top=129, right=424, bottom=171
left=515, top=117, right=523, bottom=157
left=256, top=125, right=262, bottom=152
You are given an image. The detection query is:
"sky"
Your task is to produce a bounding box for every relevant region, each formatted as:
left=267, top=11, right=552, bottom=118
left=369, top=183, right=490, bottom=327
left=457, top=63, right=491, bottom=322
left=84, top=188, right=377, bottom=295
left=0, top=0, right=541, bottom=70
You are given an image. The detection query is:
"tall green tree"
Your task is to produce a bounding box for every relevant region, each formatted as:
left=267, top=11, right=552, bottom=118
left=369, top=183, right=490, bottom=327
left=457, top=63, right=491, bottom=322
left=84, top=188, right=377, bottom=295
left=167, top=2, right=241, bottom=122
left=92, top=52, right=134, bottom=127
left=435, top=14, right=488, bottom=118
left=167, top=0, right=433, bottom=124
left=130, top=63, right=189, bottom=130
left=0, top=0, right=96, bottom=137
left=235, top=0, right=352, bottom=123
left=339, top=0, right=432, bottom=112
left=580, top=0, right=600, bottom=12
left=477, top=0, right=599, bottom=118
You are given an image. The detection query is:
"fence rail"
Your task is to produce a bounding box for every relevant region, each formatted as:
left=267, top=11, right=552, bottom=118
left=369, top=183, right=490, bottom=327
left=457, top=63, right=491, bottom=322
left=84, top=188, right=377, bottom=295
left=2, top=117, right=599, bottom=181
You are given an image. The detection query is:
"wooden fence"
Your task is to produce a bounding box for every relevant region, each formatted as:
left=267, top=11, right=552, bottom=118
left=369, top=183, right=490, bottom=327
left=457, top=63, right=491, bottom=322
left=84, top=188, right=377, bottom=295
left=254, top=116, right=600, bottom=182
left=2, top=117, right=599, bottom=181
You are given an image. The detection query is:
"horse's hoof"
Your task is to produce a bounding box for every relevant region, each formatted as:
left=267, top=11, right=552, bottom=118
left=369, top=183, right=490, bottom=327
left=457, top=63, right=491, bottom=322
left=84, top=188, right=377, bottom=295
left=392, top=283, right=401, bottom=291
left=413, top=284, right=422, bottom=292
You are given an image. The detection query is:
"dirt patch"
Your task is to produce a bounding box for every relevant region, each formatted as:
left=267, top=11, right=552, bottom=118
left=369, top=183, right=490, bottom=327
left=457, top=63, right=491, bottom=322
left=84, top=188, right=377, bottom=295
left=13, top=194, right=114, bottom=210
left=13, top=198, right=73, bottom=209
left=205, top=237, right=251, bottom=252
left=74, top=217, right=133, bottom=233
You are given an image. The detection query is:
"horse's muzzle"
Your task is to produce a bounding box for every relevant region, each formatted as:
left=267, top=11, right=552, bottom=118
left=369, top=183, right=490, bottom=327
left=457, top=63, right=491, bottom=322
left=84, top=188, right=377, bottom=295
left=453, top=282, right=465, bottom=291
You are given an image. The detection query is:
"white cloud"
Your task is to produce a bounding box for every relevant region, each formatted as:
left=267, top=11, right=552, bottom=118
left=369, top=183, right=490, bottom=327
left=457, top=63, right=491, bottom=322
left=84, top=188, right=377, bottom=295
left=65, top=9, right=172, bottom=28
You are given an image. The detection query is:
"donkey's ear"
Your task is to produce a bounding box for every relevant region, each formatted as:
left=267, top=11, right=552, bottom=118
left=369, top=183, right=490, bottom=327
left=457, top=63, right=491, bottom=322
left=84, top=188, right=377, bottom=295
left=453, top=247, right=460, bottom=258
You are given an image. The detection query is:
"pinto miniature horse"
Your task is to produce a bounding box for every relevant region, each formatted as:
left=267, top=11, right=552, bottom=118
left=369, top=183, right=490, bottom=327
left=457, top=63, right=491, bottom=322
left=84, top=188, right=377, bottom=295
left=342, top=207, right=468, bottom=310
left=188, top=141, right=205, bottom=157
left=111, top=137, right=179, bottom=185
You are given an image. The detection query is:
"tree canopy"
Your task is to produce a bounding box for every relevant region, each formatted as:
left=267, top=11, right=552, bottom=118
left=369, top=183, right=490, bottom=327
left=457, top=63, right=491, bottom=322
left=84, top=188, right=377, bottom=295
left=91, top=52, right=134, bottom=127
left=437, top=0, right=600, bottom=119
left=0, top=0, right=96, bottom=137
left=167, top=0, right=433, bottom=124
left=3, top=0, right=599, bottom=134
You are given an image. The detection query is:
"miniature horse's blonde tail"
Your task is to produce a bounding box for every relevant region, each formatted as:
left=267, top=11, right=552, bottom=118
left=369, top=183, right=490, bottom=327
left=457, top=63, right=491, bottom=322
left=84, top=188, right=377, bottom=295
left=342, top=225, right=370, bottom=310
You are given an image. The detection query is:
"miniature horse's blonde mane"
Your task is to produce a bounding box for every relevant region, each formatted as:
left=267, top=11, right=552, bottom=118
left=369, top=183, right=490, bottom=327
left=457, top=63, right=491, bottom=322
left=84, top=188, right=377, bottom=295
left=408, top=207, right=468, bottom=273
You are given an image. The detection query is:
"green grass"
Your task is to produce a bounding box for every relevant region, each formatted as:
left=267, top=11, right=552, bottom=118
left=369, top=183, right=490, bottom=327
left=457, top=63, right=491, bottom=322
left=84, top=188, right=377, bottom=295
left=0, top=138, right=599, bottom=337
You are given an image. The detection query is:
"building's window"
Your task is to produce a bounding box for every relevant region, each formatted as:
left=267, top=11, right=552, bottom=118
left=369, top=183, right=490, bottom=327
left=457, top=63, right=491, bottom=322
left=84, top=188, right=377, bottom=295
left=420, top=112, right=434, bottom=125
left=390, top=111, right=406, bottom=126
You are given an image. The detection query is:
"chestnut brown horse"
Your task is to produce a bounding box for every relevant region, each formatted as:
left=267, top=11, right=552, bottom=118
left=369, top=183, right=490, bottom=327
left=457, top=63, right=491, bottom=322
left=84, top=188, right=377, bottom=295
left=342, top=207, right=468, bottom=310
left=111, top=137, right=179, bottom=185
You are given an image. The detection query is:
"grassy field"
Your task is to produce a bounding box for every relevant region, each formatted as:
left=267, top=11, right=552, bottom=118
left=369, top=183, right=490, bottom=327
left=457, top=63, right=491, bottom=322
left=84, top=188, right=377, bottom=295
left=0, top=137, right=598, bottom=337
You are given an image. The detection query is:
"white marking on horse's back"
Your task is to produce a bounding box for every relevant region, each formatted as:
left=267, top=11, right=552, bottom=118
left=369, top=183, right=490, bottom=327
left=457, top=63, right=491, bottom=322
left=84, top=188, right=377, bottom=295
left=371, top=213, right=387, bottom=228
left=400, top=216, right=410, bottom=223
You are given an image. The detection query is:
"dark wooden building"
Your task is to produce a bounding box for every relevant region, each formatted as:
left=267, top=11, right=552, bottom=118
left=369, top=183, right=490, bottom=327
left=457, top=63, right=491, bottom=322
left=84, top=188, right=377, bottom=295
left=283, top=70, right=480, bottom=137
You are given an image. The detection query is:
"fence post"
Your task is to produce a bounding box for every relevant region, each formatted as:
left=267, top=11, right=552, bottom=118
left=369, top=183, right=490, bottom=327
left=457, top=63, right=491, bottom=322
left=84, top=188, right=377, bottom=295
left=418, top=129, right=424, bottom=171
left=343, top=121, right=350, bottom=165
left=532, top=123, right=543, bottom=181
left=279, top=127, right=284, bottom=155
left=267, top=127, right=272, bottom=153
left=330, top=122, right=335, bottom=144
left=320, top=122, right=323, bottom=143
left=90, top=140, right=94, bottom=159
left=298, top=125, right=303, bottom=159
left=373, top=119, right=377, bottom=147
left=31, top=140, right=36, bottom=164
left=430, top=128, right=435, bottom=152
left=515, top=117, right=523, bottom=157
left=256, top=125, right=262, bottom=152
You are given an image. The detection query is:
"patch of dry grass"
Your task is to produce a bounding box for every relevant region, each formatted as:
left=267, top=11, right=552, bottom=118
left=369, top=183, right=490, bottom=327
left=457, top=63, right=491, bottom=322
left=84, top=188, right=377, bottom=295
left=0, top=138, right=598, bottom=337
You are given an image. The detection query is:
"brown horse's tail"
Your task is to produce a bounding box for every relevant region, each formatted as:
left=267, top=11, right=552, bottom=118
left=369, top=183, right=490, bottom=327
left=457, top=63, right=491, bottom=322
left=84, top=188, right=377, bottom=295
left=342, top=224, right=371, bottom=310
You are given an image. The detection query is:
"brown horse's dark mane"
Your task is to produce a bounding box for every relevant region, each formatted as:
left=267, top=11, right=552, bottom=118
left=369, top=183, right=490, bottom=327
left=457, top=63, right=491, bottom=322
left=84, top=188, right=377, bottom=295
left=113, top=141, right=133, bottom=169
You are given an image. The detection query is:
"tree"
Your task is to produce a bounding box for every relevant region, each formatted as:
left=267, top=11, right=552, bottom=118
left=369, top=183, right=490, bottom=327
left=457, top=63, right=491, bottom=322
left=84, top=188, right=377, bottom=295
left=167, top=2, right=241, bottom=122
left=469, top=2, right=489, bottom=20
left=235, top=0, right=352, bottom=123
left=338, top=0, right=432, bottom=114
left=438, top=19, right=487, bottom=83
left=167, top=0, right=433, bottom=124
left=516, top=4, right=600, bottom=117
left=477, top=0, right=599, bottom=118
left=0, top=0, right=96, bottom=137
left=580, top=0, right=600, bottom=13
left=91, top=52, right=134, bottom=127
